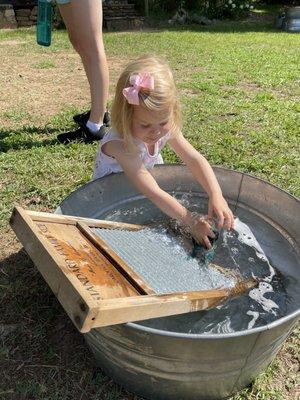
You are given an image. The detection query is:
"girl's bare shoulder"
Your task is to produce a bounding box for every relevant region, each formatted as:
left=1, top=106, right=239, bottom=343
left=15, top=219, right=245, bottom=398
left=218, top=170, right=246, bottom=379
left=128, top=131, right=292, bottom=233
left=102, top=139, right=126, bottom=158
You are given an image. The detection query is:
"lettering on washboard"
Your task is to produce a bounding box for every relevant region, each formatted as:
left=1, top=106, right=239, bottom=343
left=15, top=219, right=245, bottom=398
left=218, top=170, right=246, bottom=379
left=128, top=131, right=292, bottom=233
left=37, top=223, right=103, bottom=301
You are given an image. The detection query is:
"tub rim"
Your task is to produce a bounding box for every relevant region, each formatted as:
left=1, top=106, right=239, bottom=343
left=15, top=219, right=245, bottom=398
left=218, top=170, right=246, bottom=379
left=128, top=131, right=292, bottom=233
left=59, top=164, right=300, bottom=209
left=127, top=308, right=300, bottom=339
left=58, top=165, right=300, bottom=338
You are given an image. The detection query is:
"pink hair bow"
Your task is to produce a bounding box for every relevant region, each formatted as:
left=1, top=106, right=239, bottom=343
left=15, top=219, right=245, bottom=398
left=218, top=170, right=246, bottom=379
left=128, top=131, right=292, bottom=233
left=123, top=73, right=154, bottom=105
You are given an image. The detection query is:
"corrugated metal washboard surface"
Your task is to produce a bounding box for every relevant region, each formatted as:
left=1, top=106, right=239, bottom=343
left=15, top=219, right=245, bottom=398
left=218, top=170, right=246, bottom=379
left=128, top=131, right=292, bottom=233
left=93, top=227, right=235, bottom=294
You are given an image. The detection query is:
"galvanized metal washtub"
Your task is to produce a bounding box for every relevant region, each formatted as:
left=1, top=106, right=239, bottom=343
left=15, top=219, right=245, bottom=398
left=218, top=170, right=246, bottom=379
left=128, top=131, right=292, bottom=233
left=283, top=7, right=300, bottom=32
left=276, top=6, right=300, bottom=31
left=57, top=165, right=300, bottom=400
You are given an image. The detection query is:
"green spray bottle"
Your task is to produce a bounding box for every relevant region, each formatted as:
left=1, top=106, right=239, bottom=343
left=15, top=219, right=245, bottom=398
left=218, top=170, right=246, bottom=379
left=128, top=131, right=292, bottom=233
left=36, top=0, right=52, bottom=46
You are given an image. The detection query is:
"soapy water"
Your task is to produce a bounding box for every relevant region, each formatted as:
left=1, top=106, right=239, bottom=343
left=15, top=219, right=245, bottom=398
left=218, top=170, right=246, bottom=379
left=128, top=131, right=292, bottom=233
left=136, top=217, right=295, bottom=334
left=102, top=194, right=297, bottom=333
left=189, top=218, right=289, bottom=333
left=187, top=218, right=294, bottom=333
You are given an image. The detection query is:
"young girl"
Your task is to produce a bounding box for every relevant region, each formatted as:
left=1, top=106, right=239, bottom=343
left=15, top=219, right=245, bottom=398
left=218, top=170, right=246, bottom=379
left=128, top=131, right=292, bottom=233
left=93, top=54, right=234, bottom=248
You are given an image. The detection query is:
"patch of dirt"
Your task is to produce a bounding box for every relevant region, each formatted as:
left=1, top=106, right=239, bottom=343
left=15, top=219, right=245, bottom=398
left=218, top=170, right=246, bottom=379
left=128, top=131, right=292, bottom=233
left=0, top=52, right=88, bottom=127
left=0, top=40, right=27, bottom=46
left=180, top=88, right=202, bottom=97
left=108, top=55, right=128, bottom=84
left=0, top=51, right=128, bottom=129
left=269, top=326, right=300, bottom=399
left=178, top=66, right=207, bottom=83
left=221, top=82, right=262, bottom=95
left=0, top=228, right=20, bottom=260
left=221, top=81, right=295, bottom=101
left=216, top=112, right=238, bottom=122
left=238, top=82, right=262, bottom=93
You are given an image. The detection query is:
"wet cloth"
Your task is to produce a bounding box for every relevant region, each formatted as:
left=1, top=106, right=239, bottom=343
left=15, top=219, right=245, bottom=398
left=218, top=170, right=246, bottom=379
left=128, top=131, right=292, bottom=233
left=93, top=129, right=171, bottom=180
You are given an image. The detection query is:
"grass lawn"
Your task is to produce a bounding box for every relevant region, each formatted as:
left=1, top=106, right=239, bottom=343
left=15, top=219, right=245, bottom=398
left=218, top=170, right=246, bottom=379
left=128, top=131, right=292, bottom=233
left=0, top=15, right=299, bottom=400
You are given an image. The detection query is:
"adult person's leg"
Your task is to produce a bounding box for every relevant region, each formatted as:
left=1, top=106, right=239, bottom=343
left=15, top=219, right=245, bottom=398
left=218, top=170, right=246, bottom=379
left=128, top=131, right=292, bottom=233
left=57, top=0, right=109, bottom=143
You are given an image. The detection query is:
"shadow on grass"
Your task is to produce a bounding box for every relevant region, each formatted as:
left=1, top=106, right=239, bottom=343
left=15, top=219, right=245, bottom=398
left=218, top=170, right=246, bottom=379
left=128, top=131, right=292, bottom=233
left=0, top=248, right=68, bottom=328
left=146, top=18, right=281, bottom=34
left=0, top=125, right=61, bottom=153
left=0, top=126, right=60, bottom=153
left=0, top=248, right=93, bottom=395
left=0, top=248, right=137, bottom=400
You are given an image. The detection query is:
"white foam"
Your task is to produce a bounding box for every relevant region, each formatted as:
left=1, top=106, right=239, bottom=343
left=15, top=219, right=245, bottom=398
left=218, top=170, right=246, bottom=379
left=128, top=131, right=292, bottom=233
left=231, top=247, right=239, bottom=255
left=233, top=218, right=276, bottom=282
left=247, top=310, right=260, bottom=329
left=249, top=282, right=279, bottom=315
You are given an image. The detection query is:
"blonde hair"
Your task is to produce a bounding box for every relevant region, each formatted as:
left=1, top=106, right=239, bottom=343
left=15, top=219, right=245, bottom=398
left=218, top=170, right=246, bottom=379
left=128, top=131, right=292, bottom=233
left=111, top=54, right=182, bottom=153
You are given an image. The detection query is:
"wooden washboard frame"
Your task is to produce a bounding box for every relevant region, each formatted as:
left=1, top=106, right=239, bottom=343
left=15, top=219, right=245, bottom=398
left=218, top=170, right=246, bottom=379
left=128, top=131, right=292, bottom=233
left=10, top=207, right=252, bottom=333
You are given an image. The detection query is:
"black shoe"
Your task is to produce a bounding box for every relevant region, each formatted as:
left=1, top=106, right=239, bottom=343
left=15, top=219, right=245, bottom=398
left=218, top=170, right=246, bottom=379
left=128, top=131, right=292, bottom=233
left=57, top=124, right=107, bottom=144
left=73, top=110, right=111, bottom=127
left=103, top=111, right=111, bottom=127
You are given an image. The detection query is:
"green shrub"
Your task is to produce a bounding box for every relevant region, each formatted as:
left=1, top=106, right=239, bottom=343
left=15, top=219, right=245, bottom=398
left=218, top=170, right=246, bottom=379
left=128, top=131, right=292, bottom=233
left=223, top=0, right=255, bottom=17
left=133, top=0, right=257, bottom=18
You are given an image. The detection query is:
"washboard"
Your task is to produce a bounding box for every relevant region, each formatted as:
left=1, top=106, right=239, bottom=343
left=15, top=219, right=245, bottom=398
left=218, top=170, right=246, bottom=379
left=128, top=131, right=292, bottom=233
left=10, top=207, right=255, bottom=333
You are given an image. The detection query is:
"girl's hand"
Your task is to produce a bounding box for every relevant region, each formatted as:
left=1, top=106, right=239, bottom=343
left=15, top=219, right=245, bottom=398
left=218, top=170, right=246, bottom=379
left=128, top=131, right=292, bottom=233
left=208, top=194, right=234, bottom=230
left=188, top=214, right=215, bottom=249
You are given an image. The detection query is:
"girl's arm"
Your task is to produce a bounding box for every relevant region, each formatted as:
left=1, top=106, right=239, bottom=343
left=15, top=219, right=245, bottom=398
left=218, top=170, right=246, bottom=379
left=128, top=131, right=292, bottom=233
left=104, top=140, right=215, bottom=248
left=168, top=133, right=234, bottom=229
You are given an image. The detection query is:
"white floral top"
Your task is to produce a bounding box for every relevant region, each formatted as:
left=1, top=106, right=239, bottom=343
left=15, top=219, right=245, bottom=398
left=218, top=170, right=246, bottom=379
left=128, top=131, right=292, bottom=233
left=92, top=129, right=171, bottom=180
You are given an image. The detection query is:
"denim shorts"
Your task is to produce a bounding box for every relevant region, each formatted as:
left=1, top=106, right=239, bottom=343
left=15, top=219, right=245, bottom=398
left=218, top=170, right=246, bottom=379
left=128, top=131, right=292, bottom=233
left=56, top=0, right=71, bottom=4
